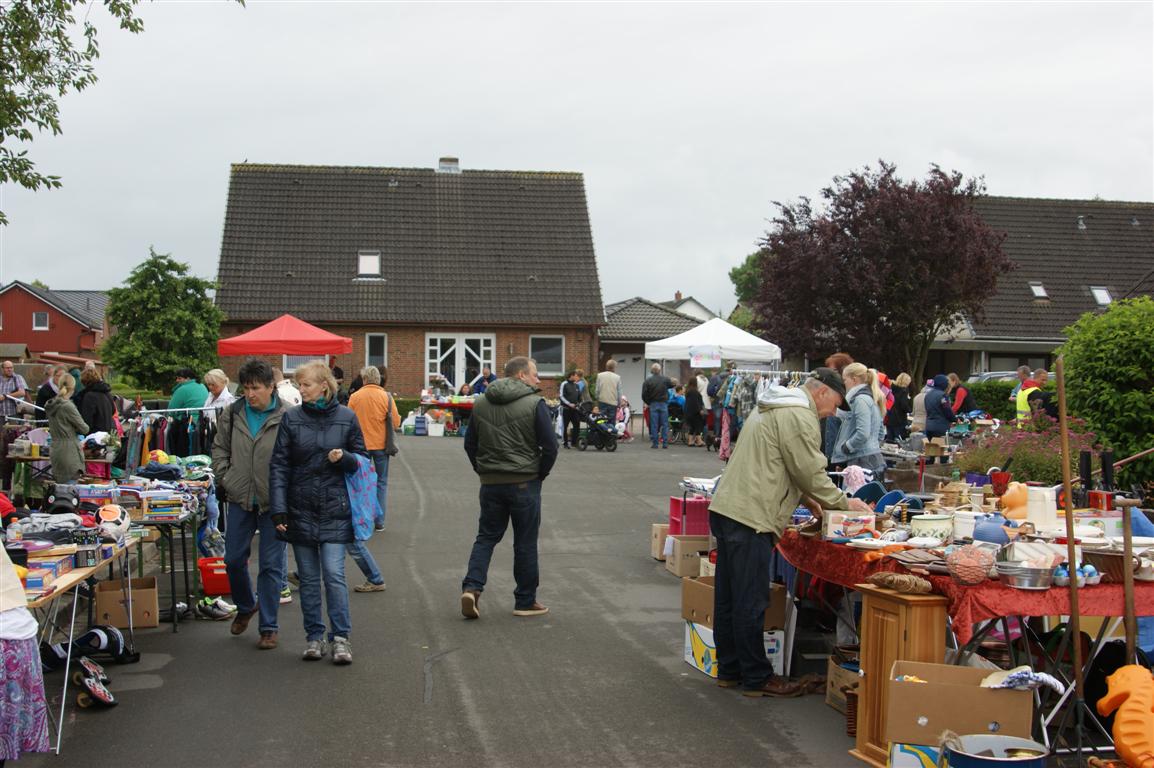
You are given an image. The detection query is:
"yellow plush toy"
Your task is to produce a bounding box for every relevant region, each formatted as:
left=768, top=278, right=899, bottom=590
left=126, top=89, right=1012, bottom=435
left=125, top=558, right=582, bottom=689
left=1000, top=481, right=1029, bottom=520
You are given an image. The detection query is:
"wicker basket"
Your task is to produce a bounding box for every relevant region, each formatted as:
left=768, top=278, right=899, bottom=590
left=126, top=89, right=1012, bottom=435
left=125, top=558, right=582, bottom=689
left=1083, top=550, right=1139, bottom=583
left=947, top=545, right=996, bottom=585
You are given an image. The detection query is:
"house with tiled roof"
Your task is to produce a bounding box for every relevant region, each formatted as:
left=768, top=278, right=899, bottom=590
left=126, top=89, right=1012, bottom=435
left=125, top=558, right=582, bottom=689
left=0, top=281, right=110, bottom=363
left=600, top=296, right=703, bottom=410
left=214, top=158, right=605, bottom=396
left=658, top=291, right=718, bottom=322
left=927, top=196, right=1154, bottom=375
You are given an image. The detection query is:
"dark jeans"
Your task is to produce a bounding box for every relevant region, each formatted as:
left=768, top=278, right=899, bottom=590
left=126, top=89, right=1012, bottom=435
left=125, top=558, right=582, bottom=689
left=597, top=402, right=617, bottom=426
left=649, top=401, right=669, bottom=446
left=709, top=511, right=777, bottom=689
left=562, top=407, right=582, bottom=447
left=224, top=503, right=287, bottom=633
left=462, top=480, right=541, bottom=610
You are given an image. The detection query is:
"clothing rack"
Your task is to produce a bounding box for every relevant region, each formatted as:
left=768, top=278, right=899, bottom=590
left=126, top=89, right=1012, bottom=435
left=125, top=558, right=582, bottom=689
left=731, top=368, right=813, bottom=379
left=4, top=394, right=45, bottom=412
left=137, top=405, right=223, bottom=415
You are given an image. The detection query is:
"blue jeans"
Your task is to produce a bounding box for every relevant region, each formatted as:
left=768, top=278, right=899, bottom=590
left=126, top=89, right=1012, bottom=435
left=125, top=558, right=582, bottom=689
left=224, top=503, right=286, bottom=633
left=292, top=542, right=351, bottom=641
left=369, top=450, right=390, bottom=527
left=346, top=540, right=384, bottom=585
left=709, top=511, right=777, bottom=689
left=462, top=480, right=541, bottom=610
left=649, top=401, right=669, bottom=446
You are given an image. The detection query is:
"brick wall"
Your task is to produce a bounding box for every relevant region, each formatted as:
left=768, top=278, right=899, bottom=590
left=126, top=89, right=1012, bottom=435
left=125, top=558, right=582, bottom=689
left=217, top=323, right=601, bottom=399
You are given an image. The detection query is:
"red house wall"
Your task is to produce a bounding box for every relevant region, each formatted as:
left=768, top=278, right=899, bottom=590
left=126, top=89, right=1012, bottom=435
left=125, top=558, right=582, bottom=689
left=217, top=324, right=600, bottom=399
left=0, top=289, right=99, bottom=356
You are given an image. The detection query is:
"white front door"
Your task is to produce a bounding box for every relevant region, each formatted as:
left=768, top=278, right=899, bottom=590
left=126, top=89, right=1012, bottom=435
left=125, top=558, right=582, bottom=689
left=425, top=334, right=495, bottom=392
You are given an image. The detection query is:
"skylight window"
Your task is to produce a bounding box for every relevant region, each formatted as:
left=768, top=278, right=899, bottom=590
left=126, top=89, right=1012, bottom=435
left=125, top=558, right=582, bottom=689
left=357, top=250, right=381, bottom=276
left=1091, top=286, right=1112, bottom=306
left=1029, top=282, right=1048, bottom=299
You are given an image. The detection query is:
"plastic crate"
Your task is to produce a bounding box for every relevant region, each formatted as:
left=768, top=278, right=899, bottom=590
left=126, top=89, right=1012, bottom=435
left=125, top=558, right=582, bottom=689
left=669, top=495, right=710, bottom=536
left=198, top=557, right=231, bottom=596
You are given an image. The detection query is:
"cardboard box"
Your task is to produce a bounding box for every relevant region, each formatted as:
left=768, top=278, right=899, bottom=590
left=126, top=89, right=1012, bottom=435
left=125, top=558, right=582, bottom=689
left=650, top=523, right=670, bottom=561
left=826, top=655, right=860, bottom=714
left=665, top=535, right=710, bottom=577
left=887, top=743, right=941, bottom=768
left=924, top=437, right=948, bottom=457
left=23, top=569, right=53, bottom=590
left=823, top=512, right=876, bottom=539
left=885, top=660, right=1032, bottom=745
left=683, top=621, right=784, bottom=678
left=95, top=577, right=159, bottom=629
left=698, top=558, right=715, bottom=577
left=680, top=576, right=787, bottom=630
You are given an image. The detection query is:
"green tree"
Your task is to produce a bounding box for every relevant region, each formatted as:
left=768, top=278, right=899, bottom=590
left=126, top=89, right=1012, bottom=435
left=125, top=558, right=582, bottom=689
left=30, top=279, right=49, bottom=289
left=728, top=250, right=765, bottom=304
left=1060, top=296, right=1154, bottom=490
left=0, top=0, right=242, bottom=224
left=101, top=248, right=224, bottom=392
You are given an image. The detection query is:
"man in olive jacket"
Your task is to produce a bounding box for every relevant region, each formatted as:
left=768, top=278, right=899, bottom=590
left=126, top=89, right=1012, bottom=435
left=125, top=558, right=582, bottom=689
left=460, top=356, right=558, bottom=619
left=708, top=368, right=871, bottom=697
left=211, top=359, right=287, bottom=650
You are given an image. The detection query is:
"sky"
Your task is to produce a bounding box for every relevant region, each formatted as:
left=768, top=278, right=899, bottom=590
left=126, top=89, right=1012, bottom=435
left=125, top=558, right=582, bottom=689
left=1, top=1, right=1151, bottom=317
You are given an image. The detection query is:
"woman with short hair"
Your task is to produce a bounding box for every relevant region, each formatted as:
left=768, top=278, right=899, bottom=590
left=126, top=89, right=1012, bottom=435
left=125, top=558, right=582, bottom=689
left=73, top=367, right=116, bottom=434
left=268, top=361, right=367, bottom=665
left=203, top=368, right=237, bottom=421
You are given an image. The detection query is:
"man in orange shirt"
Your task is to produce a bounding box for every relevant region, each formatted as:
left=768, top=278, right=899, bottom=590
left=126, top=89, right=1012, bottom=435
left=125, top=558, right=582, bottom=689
left=348, top=365, right=401, bottom=532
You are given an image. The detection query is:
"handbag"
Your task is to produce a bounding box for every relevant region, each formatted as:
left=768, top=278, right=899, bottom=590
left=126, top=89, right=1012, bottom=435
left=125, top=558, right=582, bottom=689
left=345, top=454, right=383, bottom=541
left=384, top=393, right=399, bottom=457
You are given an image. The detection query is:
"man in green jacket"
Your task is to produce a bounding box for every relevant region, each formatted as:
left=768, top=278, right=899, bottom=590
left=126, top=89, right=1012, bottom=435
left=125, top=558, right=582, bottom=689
left=460, top=357, right=558, bottom=620
left=211, top=359, right=286, bottom=650
left=709, top=367, right=871, bottom=697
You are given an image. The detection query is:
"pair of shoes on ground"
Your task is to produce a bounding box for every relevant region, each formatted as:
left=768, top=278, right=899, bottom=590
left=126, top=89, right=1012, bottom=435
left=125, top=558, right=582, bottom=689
left=651, top=442, right=668, bottom=449
left=717, top=675, right=823, bottom=698
left=302, top=637, right=352, bottom=664
left=460, top=590, right=549, bottom=619
left=354, top=581, right=386, bottom=593
left=198, top=597, right=237, bottom=621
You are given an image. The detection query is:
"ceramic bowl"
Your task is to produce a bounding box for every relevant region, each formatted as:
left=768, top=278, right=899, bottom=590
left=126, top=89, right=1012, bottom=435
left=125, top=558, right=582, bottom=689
left=911, top=513, right=955, bottom=543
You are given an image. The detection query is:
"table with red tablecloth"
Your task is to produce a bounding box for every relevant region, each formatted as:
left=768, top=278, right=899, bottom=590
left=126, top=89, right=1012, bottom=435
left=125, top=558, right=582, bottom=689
left=775, top=529, right=1154, bottom=645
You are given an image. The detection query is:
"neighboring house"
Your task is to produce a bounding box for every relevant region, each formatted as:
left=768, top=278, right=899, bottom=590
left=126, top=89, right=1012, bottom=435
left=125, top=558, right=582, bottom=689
left=214, top=158, right=605, bottom=397
left=927, top=197, right=1154, bottom=375
left=600, top=297, right=702, bottom=409
left=0, top=281, right=110, bottom=363
left=659, top=291, right=719, bottom=322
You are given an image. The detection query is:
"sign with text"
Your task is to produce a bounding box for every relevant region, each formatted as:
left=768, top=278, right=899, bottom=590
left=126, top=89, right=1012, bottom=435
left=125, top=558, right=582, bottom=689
left=688, top=345, right=722, bottom=368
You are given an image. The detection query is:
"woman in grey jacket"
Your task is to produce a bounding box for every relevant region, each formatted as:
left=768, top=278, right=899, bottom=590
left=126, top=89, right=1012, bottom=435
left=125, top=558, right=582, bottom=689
left=830, top=363, right=886, bottom=474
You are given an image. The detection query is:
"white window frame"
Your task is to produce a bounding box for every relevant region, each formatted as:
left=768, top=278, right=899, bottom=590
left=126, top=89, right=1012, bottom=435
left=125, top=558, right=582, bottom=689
left=1028, top=282, right=1048, bottom=299
left=529, top=335, right=566, bottom=377
left=357, top=250, right=381, bottom=276
left=32, top=311, right=49, bottom=331
left=364, top=333, right=388, bottom=369
left=283, top=354, right=329, bottom=375
left=1090, top=286, right=1112, bottom=306
left=424, top=333, right=495, bottom=390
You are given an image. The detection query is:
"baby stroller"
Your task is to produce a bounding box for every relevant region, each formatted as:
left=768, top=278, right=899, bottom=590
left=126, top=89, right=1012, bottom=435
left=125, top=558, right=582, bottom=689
left=666, top=400, right=685, bottom=445
left=577, top=402, right=618, bottom=452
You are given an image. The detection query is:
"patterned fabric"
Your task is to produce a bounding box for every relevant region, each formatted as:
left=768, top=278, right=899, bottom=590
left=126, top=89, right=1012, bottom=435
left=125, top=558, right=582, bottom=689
left=0, top=374, right=27, bottom=417
left=344, top=453, right=383, bottom=541
left=718, top=409, right=733, bottom=461
left=1, top=637, right=50, bottom=760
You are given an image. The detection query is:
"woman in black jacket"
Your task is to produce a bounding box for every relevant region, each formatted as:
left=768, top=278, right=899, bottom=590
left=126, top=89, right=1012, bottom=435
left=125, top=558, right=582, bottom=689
left=269, top=361, right=367, bottom=665
left=886, top=372, right=913, bottom=442
left=683, top=378, right=705, bottom=447
left=73, top=368, right=116, bottom=434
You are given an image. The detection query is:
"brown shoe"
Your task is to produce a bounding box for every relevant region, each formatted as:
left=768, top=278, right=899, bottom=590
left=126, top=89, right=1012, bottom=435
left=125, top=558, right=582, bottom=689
left=512, top=602, right=550, bottom=617
left=257, top=631, right=278, bottom=650
left=742, top=677, right=806, bottom=698
left=230, top=608, right=258, bottom=636
left=461, top=589, right=481, bottom=619
left=716, top=678, right=742, bottom=689
left=797, top=673, right=827, bottom=694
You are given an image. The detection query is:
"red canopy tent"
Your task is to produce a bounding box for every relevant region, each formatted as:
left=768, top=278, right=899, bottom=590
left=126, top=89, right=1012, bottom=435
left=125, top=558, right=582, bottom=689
left=217, top=314, right=353, bottom=356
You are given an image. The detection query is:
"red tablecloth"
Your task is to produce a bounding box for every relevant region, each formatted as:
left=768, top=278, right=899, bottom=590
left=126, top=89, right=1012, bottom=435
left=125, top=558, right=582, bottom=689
left=421, top=400, right=474, bottom=411
left=776, top=530, right=1154, bottom=645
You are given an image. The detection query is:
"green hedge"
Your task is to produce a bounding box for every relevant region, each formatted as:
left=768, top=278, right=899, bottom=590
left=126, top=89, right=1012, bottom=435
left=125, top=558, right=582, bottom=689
left=964, top=381, right=1017, bottom=421
left=395, top=397, right=421, bottom=418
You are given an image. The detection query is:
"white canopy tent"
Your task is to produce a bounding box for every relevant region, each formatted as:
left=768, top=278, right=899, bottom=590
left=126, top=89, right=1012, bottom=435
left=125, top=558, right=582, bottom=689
left=644, top=317, right=781, bottom=366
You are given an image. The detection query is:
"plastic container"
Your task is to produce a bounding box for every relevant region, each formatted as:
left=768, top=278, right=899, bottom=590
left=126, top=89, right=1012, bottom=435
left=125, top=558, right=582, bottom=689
left=427, top=423, right=446, bottom=437
left=198, top=557, right=231, bottom=596
left=945, top=735, right=1047, bottom=767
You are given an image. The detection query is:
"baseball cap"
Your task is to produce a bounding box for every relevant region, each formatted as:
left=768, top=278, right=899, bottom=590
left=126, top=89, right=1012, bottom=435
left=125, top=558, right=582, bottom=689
left=809, top=367, right=846, bottom=403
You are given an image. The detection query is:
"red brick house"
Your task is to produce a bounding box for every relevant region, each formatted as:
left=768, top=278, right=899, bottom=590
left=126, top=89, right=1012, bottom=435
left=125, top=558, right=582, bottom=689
left=214, top=159, right=605, bottom=397
left=0, top=281, right=109, bottom=363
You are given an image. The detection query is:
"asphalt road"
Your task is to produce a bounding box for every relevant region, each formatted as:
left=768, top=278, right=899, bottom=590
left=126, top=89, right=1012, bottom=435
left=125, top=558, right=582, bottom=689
left=26, top=436, right=856, bottom=768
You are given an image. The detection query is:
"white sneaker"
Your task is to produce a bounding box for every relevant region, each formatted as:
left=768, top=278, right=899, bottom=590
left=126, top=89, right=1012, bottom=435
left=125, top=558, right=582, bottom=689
left=331, top=636, right=352, bottom=665
left=302, top=640, right=326, bottom=661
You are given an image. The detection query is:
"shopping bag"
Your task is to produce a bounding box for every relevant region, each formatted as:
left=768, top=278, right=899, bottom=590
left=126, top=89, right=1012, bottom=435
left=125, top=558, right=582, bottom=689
left=344, top=454, right=383, bottom=541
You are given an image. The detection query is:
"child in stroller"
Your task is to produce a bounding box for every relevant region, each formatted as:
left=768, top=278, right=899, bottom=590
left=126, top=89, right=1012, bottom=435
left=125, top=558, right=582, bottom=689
left=576, top=401, right=618, bottom=452
left=666, top=390, right=686, bottom=445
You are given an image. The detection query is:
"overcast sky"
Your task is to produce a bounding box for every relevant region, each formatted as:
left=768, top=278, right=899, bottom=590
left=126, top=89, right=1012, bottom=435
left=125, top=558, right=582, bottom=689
left=1, top=1, right=1151, bottom=316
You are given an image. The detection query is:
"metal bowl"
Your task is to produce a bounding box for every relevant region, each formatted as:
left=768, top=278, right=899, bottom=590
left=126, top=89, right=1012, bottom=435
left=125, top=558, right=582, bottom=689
left=997, top=568, right=1053, bottom=590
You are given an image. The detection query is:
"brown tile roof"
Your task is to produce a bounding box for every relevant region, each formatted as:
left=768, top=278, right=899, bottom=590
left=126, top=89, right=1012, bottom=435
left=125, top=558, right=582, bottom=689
left=970, top=196, right=1154, bottom=340
left=600, top=297, right=702, bottom=341
left=215, top=163, right=604, bottom=325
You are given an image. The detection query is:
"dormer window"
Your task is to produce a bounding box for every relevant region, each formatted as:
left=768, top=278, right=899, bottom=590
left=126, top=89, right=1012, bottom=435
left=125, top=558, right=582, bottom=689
left=1091, top=286, right=1112, bottom=306
left=1029, top=282, right=1048, bottom=299
left=357, top=250, right=380, bottom=276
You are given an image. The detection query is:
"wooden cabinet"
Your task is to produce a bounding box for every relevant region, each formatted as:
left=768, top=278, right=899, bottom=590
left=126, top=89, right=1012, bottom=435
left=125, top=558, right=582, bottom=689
left=850, top=584, right=948, bottom=768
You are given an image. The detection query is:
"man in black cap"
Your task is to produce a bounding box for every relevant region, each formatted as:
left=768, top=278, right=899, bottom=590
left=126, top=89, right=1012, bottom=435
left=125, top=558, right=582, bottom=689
left=707, top=367, right=871, bottom=697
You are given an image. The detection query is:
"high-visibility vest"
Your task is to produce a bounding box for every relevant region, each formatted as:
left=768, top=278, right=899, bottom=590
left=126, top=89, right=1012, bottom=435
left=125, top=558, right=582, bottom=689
left=1016, top=385, right=1039, bottom=425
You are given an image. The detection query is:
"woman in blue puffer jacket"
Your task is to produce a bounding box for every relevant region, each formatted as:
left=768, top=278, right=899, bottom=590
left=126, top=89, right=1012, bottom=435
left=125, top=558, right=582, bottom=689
left=923, top=374, right=956, bottom=439
left=269, top=361, right=367, bottom=665
left=831, top=363, right=887, bottom=474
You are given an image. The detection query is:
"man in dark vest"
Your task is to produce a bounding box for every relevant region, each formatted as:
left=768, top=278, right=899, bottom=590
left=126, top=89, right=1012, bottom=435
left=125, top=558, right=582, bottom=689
left=460, top=356, right=558, bottom=619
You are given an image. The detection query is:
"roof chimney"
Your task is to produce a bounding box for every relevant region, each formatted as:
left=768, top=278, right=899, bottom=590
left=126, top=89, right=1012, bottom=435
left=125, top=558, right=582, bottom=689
left=1076, top=215, right=1087, bottom=230
left=437, top=156, right=461, bottom=174
left=675, top=290, right=683, bottom=302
